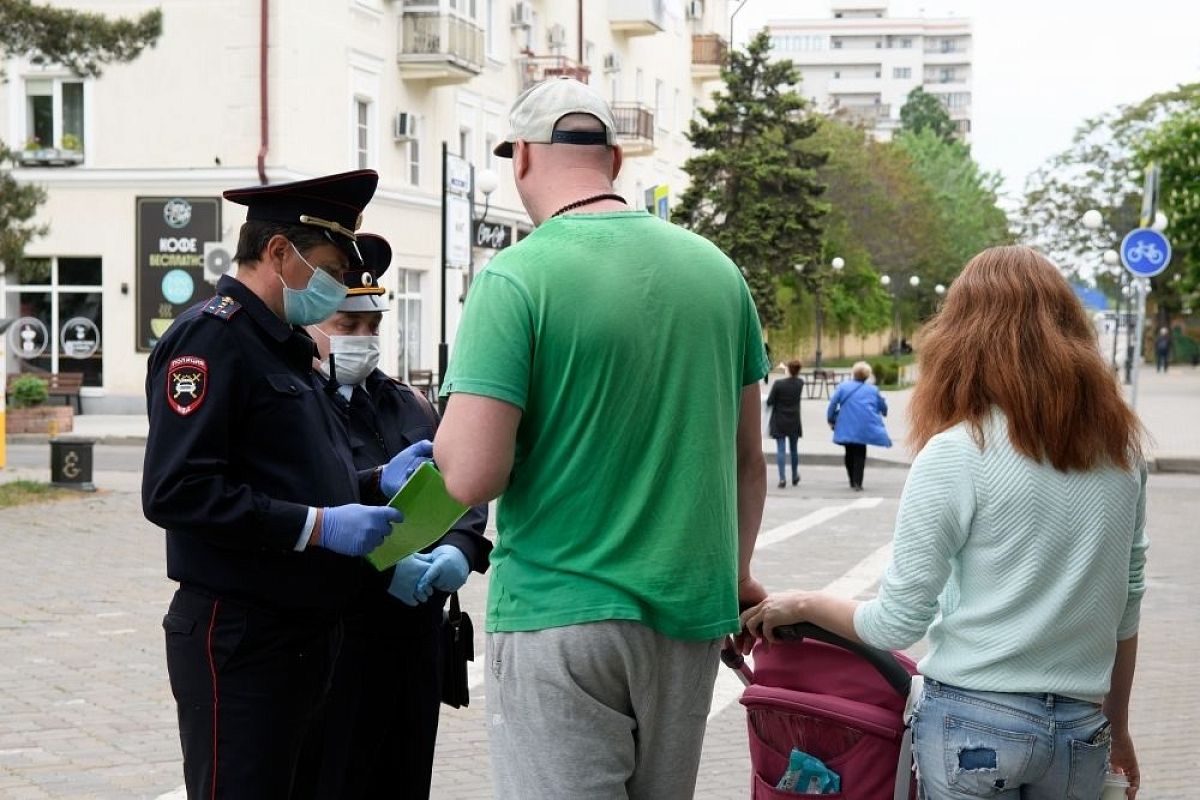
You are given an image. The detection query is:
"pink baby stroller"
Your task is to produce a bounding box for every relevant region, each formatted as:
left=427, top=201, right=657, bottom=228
left=722, top=623, right=919, bottom=799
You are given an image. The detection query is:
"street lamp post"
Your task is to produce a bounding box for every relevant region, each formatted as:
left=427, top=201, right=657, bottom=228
left=798, top=256, right=844, bottom=370
left=1102, top=248, right=1120, bottom=372
left=880, top=274, right=897, bottom=362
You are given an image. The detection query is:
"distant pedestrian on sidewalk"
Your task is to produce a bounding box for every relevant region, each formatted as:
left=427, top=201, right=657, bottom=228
left=430, top=77, right=769, bottom=800
left=1155, top=327, right=1172, bottom=373
left=741, top=245, right=1148, bottom=799
left=825, top=362, right=891, bottom=490
left=766, top=359, right=805, bottom=488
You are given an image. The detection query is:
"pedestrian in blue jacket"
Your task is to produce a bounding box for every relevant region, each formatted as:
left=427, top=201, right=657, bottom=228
left=826, top=362, right=891, bottom=490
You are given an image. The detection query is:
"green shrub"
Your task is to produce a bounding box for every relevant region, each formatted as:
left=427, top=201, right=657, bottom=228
left=9, top=375, right=49, bottom=408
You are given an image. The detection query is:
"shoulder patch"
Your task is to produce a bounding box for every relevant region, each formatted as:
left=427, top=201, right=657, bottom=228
left=202, top=295, right=242, bottom=321
left=166, top=356, right=208, bottom=416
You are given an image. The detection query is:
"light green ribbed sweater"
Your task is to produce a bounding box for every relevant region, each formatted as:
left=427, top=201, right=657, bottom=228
left=854, top=411, right=1148, bottom=702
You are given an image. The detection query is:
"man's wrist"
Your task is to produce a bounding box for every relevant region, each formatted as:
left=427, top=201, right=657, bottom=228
left=309, top=508, right=324, bottom=548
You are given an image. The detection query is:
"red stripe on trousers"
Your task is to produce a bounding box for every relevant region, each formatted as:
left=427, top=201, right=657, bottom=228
left=206, top=600, right=221, bottom=800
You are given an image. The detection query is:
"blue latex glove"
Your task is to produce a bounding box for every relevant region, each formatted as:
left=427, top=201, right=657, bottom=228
left=388, top=553, right=435, bottom=606
left=380, top=439, right=434, bottom=497
left=417, top=544, right=470, bottom=596
left=319, top=504, right=403, bottom=557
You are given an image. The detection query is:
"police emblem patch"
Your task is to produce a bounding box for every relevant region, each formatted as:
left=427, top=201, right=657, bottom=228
left=166, top=356, right=208, bottom=416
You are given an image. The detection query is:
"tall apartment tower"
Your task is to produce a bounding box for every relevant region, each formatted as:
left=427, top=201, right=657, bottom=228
left=766, top=0, right=972, bottom=140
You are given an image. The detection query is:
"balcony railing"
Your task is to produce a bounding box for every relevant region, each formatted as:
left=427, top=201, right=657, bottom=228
left=609, top=0, right=666, bottom=36
left=836, top=104, right=891, bottom=125
left=691, top=34, right=727, bottom=79
left=518, top=55, right=590, bottom=91
left=611, top=102, right=654, bottom=155
left=398, top=11, right=484, bottom=82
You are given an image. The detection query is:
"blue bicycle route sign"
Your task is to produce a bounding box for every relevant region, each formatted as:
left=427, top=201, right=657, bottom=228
left=1120, top=228, right=1171, bottom=278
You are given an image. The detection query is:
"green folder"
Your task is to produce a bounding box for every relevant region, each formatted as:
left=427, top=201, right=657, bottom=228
left=366, top=462, right=469, bottom=571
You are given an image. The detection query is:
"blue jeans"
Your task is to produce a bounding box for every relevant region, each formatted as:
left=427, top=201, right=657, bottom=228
left=774, top=435, right=798, bottom=482
left=912, top=680, right=1110, bottom=799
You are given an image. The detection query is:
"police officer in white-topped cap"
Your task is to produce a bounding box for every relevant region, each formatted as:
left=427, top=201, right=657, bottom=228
left=142, top=171, right=435, bottom=798
left=294, top=233, right=491, bottom=799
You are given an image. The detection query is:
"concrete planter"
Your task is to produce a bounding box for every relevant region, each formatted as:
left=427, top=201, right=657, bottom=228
left=5, top=405, right=75, bottom=435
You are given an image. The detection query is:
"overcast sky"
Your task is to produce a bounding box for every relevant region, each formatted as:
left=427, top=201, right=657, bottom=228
left=732, top=0, right=1200, bottom=201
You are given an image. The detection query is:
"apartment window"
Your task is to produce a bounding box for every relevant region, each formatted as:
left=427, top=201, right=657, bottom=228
left=832, top=39, right=842, bottom=49
left=938, top=91, right=971, bottom=109
left=833, top=70, right=840, bottom=79
left=893, top=67, right=911, bottom=79
left=900, top=37, right=912, bottom=48
left=355, top=99, right=371, bottom=169
left=395, top=269, right=423, bottom=379
left=459, top=126, right=473, bottom=160
left=484, top=133, right=497, bottom=169
left=655, top=79, right=665, bottom=130
left=408, top=137, right=421, bottom=185
left=24, top=78, right=85, bottom=153
left=4, top=257, right=104, bottom=387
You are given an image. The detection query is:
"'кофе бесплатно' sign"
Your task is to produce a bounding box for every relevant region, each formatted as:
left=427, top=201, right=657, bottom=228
left=136, top=197, right=221, bottom=352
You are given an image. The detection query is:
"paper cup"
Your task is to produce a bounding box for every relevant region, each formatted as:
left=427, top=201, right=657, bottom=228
left=1100, top=772, right=1130, bottom=800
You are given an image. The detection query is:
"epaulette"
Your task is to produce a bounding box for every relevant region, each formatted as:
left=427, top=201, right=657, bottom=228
left=202, top=295, right=242, bottom=321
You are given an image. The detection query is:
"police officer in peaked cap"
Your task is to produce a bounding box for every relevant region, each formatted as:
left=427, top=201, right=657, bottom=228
left=295, top=233, right=491, bottom=798
left=142, top=171, right=434, bottom=798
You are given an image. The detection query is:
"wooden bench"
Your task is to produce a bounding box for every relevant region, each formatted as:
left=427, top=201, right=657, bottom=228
left=6, top=372, right=85, bottom=413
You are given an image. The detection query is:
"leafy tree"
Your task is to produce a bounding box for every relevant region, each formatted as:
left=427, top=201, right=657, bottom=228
left=893, top=128, right=1012, bottom=282
left=1137, top=103, right=1200, bottom=295
left=673, top=30, right=827, bottom=327
left=0, top=1, right=162, bottom=272
left=1018, top=83, right=1200, bottom=285
left=898, top=86, right=957, bottom=143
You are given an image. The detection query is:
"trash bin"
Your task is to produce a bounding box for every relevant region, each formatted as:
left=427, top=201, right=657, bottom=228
left=50, top=436, right=97, bottom=492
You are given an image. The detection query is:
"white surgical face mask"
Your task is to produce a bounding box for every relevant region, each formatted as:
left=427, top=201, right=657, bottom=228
left=315, top=331, right=381, bottom=386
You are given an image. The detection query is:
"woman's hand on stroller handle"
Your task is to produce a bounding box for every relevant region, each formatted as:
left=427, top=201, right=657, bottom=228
left=738, top=591, right=865, bottom=655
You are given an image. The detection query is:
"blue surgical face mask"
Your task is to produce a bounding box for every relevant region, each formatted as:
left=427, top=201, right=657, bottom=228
left=279, top=243, right=348, bottom=325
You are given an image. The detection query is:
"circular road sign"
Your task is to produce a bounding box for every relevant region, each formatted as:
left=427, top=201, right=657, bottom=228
left=1120, top=228, right=1171, bottom=278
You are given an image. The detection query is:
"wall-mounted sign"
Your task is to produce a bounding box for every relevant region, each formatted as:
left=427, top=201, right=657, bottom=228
left=60, top=317, right=100, bottom=359
left=473, top=219, right=513, bottom=250
left=136, top=197, right=221, bottom=352
left=446, top=195, right=472, bottom=268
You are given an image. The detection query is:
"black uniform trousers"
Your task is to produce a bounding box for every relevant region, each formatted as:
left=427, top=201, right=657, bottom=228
left=164, top=586, right=343, bottom=800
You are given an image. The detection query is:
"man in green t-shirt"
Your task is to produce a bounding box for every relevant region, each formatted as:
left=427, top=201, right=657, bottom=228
left=434, top=77, right=768, bottom=800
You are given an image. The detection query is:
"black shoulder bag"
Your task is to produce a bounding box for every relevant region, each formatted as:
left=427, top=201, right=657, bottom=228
left=404, top=382, right=475, bottom=709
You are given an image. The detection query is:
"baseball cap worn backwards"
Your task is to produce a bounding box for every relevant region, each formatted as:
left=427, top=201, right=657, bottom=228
left=494, top=77, right=617, bottom=158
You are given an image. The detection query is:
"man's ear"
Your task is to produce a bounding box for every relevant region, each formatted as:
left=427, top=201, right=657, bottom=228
left=611, top=145, right=623, bottom=181
left=514, top=140, right=531, bottom=180
left=264, top=234, right=291, bottom=271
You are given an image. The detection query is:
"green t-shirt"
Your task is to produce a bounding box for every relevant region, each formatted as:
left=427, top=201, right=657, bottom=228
left=442, top=211, right=768, bottom=640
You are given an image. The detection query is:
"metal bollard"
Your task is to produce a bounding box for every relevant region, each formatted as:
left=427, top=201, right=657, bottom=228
left=49, top=436, right=97, bottom=492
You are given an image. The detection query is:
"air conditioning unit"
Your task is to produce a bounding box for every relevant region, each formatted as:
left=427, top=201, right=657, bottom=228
left=202, top=242, right=235, bottom=284
left=547, top=24, right=566, bottom=48
left=511, top=1, right=533, bottom=28
left=685, top=0, right=703, bottom=20
left=393, top=112, right=418, bottom=142
left=603, top=52, right=621, bottom=73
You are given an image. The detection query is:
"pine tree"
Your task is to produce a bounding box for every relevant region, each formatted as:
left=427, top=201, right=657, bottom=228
left=672, top=31, right=827, bottom=327
left=0, top=1, right=162, bottom=272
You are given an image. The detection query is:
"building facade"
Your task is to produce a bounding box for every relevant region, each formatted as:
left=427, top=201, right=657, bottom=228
left=766, top=0, right=971, bottom=140
left=1, top=0, right=729, bottom=409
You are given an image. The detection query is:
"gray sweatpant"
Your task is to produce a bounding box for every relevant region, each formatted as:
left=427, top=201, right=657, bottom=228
left=485, top=620, right=722, bottom=800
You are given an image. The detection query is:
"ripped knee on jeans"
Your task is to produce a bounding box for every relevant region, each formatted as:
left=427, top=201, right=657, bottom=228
left=957, top=747, right=1006, bottom=788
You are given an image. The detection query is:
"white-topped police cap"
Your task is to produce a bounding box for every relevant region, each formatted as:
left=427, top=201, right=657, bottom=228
left=338, top=233, right=391, bottom=313
left=493, top=77, right=617, bottom=158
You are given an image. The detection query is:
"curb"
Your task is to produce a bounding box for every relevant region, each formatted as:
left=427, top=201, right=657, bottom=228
left=7, top=434, right=148, bottom=446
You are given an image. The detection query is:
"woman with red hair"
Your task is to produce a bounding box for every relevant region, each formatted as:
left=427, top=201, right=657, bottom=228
left=740, top=246, right=1147, bottom=798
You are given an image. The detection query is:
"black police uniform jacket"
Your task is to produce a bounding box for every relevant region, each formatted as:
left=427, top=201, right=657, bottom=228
left=142, top=275, right=382, bottom=611
left=327, top=369, right=491, bottom=593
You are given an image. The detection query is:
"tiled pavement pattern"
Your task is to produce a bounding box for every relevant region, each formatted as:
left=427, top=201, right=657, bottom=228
left=0, top=461, right=1195, bottom=798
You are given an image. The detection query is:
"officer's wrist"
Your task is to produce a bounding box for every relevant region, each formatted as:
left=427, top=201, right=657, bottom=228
left=309, top=508, right=324, bottom=548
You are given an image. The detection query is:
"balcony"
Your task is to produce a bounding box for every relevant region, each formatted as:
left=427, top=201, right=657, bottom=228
left=833, top=104, right=891, bottom=127
left=397, top=11, right=484, bottom=83
left=611, top=102, right=655, bottom=155
left=609, top=0, right=665, bottom=36
left=518, top=55, right=590, bottom=91
left=691, top=34, right=727, bottom=80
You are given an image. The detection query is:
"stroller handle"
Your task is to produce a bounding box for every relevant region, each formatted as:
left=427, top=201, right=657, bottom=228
left=771, top=622, right=912, bottom=699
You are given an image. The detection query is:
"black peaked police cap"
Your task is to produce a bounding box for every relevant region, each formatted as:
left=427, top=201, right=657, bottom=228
left=339, top=233, right=392, bottom=313
left=224, top=169, right=379, bottom=266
